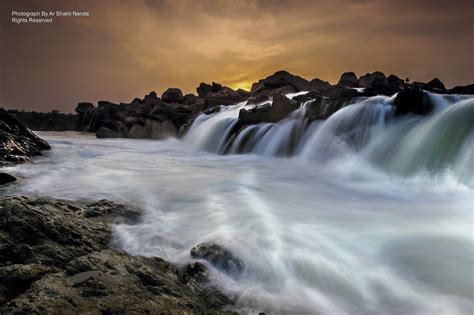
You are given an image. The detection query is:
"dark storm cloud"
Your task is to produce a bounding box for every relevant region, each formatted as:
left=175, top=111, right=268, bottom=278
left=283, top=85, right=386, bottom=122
left=0, top=0, right=472, bottom=112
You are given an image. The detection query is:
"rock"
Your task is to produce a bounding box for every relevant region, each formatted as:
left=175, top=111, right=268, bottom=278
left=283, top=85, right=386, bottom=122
left=393, top=88, right=432, bottom=116
left=127, top=123, right=148, bottom=138
left=250, top=70, right=313, bottom=94
left=161, top=88, right=184, bottom=103
left=149, top=119, right=177, bottom=139
left=424, top=78, right=446, bottom=91
left=0, top=196, right=233, bottom=314
left=183, top=93, right=198, bottom=105
left=0, top=173, right=16, bottom=185
left=75, top=102, right=94, bottom=114
left=190, top=242, right=244, bottom=275
left=338, top=72, right=359, bottom=87
left=196, top=82, right=224, bottom=97
left=358, top=71, right=386, bottom=88
left=449, top=84, right=474, bottom=95
left=387, top=74, right=402, bottom=83
left=84, top=199, right=141, bottom=223
left=310, top=78, right=331, bottom=89
left=0, top=109, right=50, bottom=165
left=205, top=88, right=248, bottom=108
left=96, top=127, right=122, bottom=138
left=246, top=94, right=270, bottom=105
left=9, top=111, right=78, bottom=132
left=143, top=91, right=159, bottom=105
left=238, top=93, right=298, bottom=126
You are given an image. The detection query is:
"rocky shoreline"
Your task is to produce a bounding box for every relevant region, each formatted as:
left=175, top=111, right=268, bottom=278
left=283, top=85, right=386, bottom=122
left=9, top=71, right=473, bottom=140
left=0, top=196, right=238, bottom=314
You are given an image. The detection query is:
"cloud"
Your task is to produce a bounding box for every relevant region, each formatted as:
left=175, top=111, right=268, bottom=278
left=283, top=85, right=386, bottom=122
left=0, top=0, right=472, bottom=112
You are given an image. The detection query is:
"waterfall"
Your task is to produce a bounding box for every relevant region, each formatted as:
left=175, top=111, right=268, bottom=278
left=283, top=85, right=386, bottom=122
left=184, top=92, right=474, bottom=182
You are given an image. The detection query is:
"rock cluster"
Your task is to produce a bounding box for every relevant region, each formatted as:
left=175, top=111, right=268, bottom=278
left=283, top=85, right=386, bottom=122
left=8, top=70, right=474, bottom=140
left=0, top=196, right=235, bottom=314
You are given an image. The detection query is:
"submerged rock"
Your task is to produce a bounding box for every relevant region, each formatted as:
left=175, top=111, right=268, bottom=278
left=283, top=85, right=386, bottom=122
left=0, top=196, right=233, bottom=314
left=190, top=242, right=244, bottom=276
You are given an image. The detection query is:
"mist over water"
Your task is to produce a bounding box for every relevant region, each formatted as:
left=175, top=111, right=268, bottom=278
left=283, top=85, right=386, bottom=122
left=3, top=92, right=473, bottom=314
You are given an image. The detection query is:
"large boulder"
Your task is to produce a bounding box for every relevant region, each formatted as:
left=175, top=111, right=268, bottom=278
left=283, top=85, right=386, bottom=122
left=310, top=78, right=331, bottom=89
left=337, top=72, right=359, bottom=87
left=161, top=88, right=184, bottom=104
left=0, top=109, right=50, bottom=164
left=358, top=71, right=386, bottom=88
left=393, top=88, right=432, bottom=116
left=250, top=70, right=313, bottom=94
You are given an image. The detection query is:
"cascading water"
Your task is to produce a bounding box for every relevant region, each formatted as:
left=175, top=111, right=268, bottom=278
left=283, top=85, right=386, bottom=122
left=184, top=91, right=474, bottom=184
left=3, top=91, right=473, bottom=314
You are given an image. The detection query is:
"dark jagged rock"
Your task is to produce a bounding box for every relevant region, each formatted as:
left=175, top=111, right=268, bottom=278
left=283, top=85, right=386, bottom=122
left=310, top=78, right=331, bottom=89
left=0, top=109, right=50, bottom=164
left=393, top=88, right=432, bottom=116
left=205, top=87, right=248, bottom=108
left=196, top=82, right=225, bottom=97
left=0, top=196, right=234, bottom=314
left=358, top=71, right=386, bottom=88
left=338, top=72, right=359, bottom=87
left=238, top=93, right=298, bottom=126
left=449, top=84, right=474, bottom=95
left=161, top=88, right=184, bottom=104
left=0, top=173, right=16, bottom=185
left=190, top=242, right=244, bottom=276
left=424, top=78, right=446, bottom=91
left=250, top=70, right=313, bottom=94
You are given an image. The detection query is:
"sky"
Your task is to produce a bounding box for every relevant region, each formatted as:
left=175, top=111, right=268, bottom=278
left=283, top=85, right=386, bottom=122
left=1, top=0, right=473, bottom=112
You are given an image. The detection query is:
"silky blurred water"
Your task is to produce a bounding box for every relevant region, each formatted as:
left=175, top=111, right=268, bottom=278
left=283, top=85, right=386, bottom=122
left=2, top=93, right=473, bottom=314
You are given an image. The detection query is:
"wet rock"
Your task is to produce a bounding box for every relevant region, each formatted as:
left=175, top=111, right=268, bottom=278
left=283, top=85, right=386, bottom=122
left=337, top=72, right=359, bottom=87
left=393, top=88, right=432, bottom=116
left=238, top=93, right=299, bottom=126
left=127, top=123, right=148, bottom=139
left=161, top=88, right=184, bottom=103
left=250, top=70, right=313, bottom=94
left=95, top=127, right=122, bottom=138
left=0, top=109, right=50, bottom=165
left=84, top=199, right=141, bottom=223
left=190, top=242, right=244, bottom=275
left=0, top=173, right=16, bottom=185
left=0, top=196, right=233, bottom=314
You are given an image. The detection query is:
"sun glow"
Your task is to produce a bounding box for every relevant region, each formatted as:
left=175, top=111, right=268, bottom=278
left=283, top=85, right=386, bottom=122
left=230, top=81, right=253, bottom=91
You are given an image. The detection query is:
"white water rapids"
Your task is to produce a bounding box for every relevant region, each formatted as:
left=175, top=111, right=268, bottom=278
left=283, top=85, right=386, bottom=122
left=3, top=92, right=473, bottom=314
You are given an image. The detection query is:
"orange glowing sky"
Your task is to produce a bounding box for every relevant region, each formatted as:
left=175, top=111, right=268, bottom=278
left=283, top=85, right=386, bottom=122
left=1, top=0, right=473, bottom=112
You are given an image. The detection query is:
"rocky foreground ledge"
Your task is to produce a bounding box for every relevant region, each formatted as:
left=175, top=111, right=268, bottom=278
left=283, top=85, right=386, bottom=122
left=9, top=70, right=474, bottom=140
left=0, top=196, right=238, bottom=314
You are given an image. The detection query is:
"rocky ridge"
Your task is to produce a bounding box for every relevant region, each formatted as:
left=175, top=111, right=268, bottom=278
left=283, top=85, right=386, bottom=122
left=8, top=71, right=473, bottom=141
left=0, top=196, right=237, bottom=314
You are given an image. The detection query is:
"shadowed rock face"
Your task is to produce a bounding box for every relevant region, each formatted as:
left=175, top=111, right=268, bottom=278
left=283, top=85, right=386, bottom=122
left=0, top=196, right=234, bottom=314
left=0, top=109, right=50, bottom=165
